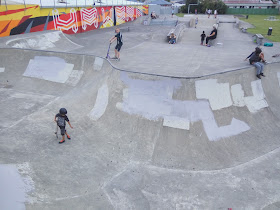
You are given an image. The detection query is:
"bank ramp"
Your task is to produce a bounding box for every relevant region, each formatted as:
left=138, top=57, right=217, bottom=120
left=5, top=31, right=83, bottom=52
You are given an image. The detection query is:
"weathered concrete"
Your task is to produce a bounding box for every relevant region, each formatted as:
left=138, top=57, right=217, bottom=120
left=1, top=14, right=280, bottom=209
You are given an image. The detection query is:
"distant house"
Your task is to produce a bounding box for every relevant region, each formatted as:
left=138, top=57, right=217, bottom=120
left=223, top=0, right=277, bottom=9
left=147, top=0, right=173, bottom=6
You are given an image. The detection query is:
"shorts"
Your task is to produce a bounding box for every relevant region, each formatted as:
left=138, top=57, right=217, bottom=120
left=115, top=43, right=123, bottom=52
left=59, top=126, right=66, bottom=135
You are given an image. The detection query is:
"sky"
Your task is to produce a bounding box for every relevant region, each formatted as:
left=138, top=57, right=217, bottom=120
left=12, top=0, right=143, bottom=6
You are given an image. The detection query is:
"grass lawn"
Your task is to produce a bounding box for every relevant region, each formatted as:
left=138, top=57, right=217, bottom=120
left=240, top=15, right=280, bottom=42
left=176, top=13, right=185, bottom=17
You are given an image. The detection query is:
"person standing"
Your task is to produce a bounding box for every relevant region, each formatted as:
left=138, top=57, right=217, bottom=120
left=109, top=28, right=123, bottom=61
left=200, top=31, right=206, bottom=45
left=208, top=9, right=211, bottom=18
left=214, top=10, right=217, bottom=18
left=245, top=47, right=267, bottom=79
left=54, top=108, right=73, bottom=144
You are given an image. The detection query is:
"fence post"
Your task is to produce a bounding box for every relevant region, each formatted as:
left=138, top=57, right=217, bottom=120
left=23, top=0, right=26, bottom=10
left=5, top=0, right=7, bottom=12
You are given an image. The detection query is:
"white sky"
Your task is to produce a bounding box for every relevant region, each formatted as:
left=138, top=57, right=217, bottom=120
left=12, top=0, right=143, bottom=6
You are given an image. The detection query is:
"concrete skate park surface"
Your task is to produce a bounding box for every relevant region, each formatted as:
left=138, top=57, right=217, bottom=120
left=1, top=15, right=280, bottom=209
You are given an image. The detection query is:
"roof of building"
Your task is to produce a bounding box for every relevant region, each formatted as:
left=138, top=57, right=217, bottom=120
left=148, top=0, right=172, bottom=5
left=223, top=0, right=273, bottom=4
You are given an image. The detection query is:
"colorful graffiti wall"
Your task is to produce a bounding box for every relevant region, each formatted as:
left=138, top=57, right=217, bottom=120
left=0, top=5, right=148, bottom=37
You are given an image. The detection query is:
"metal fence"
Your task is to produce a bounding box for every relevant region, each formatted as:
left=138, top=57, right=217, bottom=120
left=226, top=8, right=279, bottom=15
left=148, top=4, right=178, bottom=15
left=0, top=0, right=143, bottom=8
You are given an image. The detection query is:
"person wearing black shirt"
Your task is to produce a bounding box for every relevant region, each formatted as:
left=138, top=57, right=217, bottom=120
left=109, top=28, right=123, bottom=61
left=245, top=47, right=267, bottom=79
left=54, top=108, right=73, bottom=144
left=205, top=25, right=217, bottom=46
left=201, top=31, right=206, bottom=45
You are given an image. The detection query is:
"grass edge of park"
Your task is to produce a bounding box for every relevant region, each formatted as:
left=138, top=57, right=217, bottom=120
left=239, top=15, right=280, bottom=42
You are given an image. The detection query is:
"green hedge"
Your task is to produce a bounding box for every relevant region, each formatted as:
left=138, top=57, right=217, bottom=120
left=226, top=8, right=279, bottom=15
left=180, top=0, right=227, bottom=14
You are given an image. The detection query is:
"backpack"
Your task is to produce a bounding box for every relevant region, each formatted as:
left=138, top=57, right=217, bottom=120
left=264, top=42, right=273, bottom=47
left=57, top=115, right=65, bottom=127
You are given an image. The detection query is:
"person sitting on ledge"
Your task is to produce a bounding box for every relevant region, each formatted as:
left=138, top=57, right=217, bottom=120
left=245, top=47, right=267, bottom=79
left=169, top=33, right=176, bottom=44
left=151, top=11, right=157, bottom=19
left=205, top=24, right=217, bottom=47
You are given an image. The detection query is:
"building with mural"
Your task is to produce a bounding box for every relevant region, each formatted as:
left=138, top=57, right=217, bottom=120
left=0, top=3, right=149, bottom=37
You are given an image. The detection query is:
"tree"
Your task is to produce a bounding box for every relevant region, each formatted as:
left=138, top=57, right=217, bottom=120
left=181, top=0, right=227, bottom=14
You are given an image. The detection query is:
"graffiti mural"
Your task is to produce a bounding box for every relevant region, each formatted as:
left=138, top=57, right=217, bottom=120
left=52, top=8, right=79, bottom=34
left=115, top=6, right=148, bottom=25
left=0, top=4, right=148, bottom=37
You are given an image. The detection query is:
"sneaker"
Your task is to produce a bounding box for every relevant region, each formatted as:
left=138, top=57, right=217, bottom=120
left=256, top=74, right=261, bottom=79
left=67, top=135, right=71, bottom=140
left=59, top=140, right=65, bottom=144
left=260, top=73, right=265, bottom=77
left=117, top=58, right=120, bottom=61
left=112, top=56, right=118, bottom=59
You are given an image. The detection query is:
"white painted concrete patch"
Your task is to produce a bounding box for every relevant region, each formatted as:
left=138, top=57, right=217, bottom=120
left=94, top=57, right=104, bottom=71
left=277, top=72, right=280, bottom=87
left=245, top=80, right=268, bottom=113
left=23, top=56, right=74, bottom=83
left=195, top=79, right=233, bottom=110
left=89, top=82, right=109, bottom=121
left=231, top=84, right=245, bottom=107
left=163, top=116, right=190, bottom=130
left=0, top=163, right=34, bottom=210
left=203, top=118, right=250, bottom=141
left=9, top=31, right=61, bottom=50
left=0, top=67, right=5, bottom=73
left=118, top=73, right=250, bottom=141
left=231, top=80, right=268, bottom=113
left=65, top=70, right=84, bottom=86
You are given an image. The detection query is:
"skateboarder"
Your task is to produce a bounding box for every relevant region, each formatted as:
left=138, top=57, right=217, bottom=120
left=245, top=47, right=267, bottom=79
left=109, top=28, right=123, bottom=61
left=54, top=108, right=73, bottom=144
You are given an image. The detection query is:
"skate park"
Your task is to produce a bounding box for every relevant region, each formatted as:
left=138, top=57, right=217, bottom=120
left=1, top=6, right=280, bottom=209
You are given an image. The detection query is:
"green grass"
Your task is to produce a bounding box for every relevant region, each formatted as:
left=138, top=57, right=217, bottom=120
left=239, top=15, right=280, bottom=42
left=176, top=13, right=185, bottom=17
